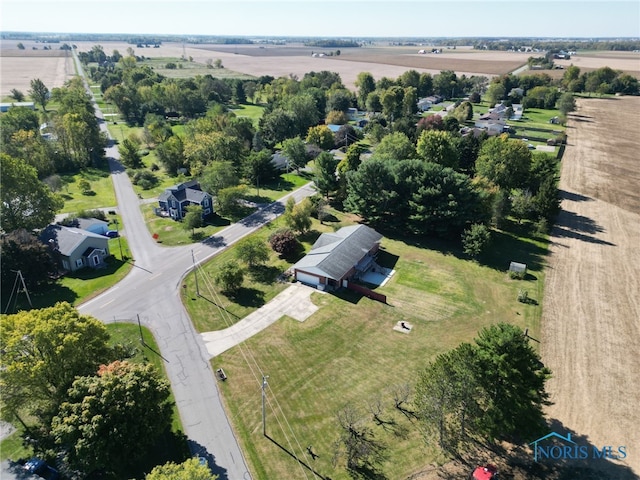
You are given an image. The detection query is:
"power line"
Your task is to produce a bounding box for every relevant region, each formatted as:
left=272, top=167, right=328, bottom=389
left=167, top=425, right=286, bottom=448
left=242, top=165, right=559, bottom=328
left=194, top=257, right=314, bottom=479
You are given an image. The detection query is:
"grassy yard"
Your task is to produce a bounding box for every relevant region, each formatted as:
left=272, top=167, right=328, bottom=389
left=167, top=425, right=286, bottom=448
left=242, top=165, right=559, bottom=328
left=228, top=103, right=266, bottom=126
left=183, top=210, right=548, bottom=479
left=141, top=203, right=231, bottom=246
left=58, top=167, right=118, bottom=213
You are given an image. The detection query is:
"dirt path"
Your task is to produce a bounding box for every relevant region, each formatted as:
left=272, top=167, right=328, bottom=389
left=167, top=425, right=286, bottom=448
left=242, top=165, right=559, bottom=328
left=541, top=96, right=640, bottom=475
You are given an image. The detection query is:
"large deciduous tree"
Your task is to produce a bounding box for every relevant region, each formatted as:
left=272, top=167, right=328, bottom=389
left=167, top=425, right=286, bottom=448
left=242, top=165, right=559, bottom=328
left=355, top=72, right=376, bottom=110
left=556, top=92, right=577, bottom=116
left=0, top=303, right=113, bottom=424
left=235, top=237, right=270, bottom=267
left=0, top=153, right=63, bottom=232
left=29, top=78, right=49, bottom=111
left=182, top=205, right=204, bottom=236
left=52, top=361, right=173, bottom=476
left=214, top=261, right=245, bottom=294
left=199, top=161, right=239, bottom=197
left=475, top=135, right=532, bottom=190
left=370, top=132, right=415, bottom=163
left=146, top=458, right=218, bottom=480
left=416, top=130, right=459, bottom=169
left=280, top=137, right=308, bottom=173
left=0, top=229, right=57, bottom=291
left=306, top=125, right=335, bottom=150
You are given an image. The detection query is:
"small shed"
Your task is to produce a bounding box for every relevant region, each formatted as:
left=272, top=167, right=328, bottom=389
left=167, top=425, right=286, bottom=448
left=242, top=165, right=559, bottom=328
left=509, top=261, right=527, bottom=276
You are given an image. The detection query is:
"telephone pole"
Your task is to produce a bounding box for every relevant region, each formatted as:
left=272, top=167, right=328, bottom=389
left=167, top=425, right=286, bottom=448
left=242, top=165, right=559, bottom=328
left=262, top=375, right=269, bottom=436
left=191, top=250, right=200, bottom=296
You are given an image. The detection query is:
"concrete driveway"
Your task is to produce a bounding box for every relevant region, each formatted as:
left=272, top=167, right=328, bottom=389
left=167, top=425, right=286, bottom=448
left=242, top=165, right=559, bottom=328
left=201, top=283, right=322, bottom=357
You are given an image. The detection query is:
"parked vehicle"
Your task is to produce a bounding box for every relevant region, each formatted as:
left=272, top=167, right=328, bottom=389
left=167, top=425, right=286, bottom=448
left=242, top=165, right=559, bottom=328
left=471, top=464, right=498, bottom=480
left=23, top=457, right=59, bottom=480
left=105, top=230, right=119, bottom=238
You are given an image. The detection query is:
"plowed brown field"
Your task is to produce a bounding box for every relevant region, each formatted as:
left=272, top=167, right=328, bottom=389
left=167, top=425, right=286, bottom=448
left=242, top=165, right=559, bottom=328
left=541, top=96, right=640, bottom=475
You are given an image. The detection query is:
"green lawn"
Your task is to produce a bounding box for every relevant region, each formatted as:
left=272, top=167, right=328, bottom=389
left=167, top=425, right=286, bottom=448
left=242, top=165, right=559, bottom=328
left=184, top=212, right=548, bottom=479
left=59, top=167, right=117, bottom=213
left=228, top=103, right=266, bottom=126
left=141, top=203, right=231, bottom=246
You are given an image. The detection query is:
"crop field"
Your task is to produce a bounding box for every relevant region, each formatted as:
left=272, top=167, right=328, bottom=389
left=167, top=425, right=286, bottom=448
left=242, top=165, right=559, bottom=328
left=0, top=41, right=75, bottom=97
left=541, top=96, right=640, bottom=477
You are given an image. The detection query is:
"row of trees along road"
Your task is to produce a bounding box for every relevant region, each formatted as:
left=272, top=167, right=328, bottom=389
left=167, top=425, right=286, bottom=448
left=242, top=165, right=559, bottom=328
left=0, top=302, right=217, bottom=479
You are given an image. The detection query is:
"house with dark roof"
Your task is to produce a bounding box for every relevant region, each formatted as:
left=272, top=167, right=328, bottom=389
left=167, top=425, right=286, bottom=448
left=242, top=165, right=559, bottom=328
left=40, top=225, right=110, bottom=272
left=292, top=225, right=383, bottom=290
left=157, top=180, right=213, bottom=221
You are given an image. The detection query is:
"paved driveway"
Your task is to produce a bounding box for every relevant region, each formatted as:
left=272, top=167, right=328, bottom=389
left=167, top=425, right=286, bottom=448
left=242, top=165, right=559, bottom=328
left=201, top=283, right=321, bottom=357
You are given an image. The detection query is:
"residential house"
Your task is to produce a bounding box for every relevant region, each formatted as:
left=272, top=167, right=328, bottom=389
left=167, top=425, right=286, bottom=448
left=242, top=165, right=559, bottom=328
left=157, top=180, right=213, bottom=220
left=40, top=225, right=110, bottom=272
left=475, top=111, right=506, bottom=135
left=510, top=104, right=524, bottom=120
left=417, top=98, right=432, bottom=111
left=292, top=225, right=383, bottom=290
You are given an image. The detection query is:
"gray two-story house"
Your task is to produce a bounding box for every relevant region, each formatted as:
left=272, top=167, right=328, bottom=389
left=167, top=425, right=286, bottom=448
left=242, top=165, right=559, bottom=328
left=157, top=180, right=213, bottom=220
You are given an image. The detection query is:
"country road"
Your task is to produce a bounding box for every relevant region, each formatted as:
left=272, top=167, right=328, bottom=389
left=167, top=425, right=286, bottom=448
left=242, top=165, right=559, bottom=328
left=71, top=49, right=315, bottom=479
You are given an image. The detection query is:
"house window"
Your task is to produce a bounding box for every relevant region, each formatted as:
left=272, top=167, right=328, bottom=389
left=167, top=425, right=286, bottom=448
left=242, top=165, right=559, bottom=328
left=75, top=258, right=83, bottom=268
left=204, top=208, right=211, bottom=215
left=62, top=260, right=70, bottom=270
left=203, top=198, right=209, bottom=207
left=93, top=255, right=100, bottom=266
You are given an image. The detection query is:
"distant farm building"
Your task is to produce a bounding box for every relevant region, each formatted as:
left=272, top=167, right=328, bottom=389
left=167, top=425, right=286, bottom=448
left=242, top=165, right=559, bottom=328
left=0, top=102, right=35, bottom=112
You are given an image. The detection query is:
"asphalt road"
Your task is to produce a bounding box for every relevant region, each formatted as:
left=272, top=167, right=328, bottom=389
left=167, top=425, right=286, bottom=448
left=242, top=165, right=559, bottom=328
left=71, top=49, right=316, bottom=479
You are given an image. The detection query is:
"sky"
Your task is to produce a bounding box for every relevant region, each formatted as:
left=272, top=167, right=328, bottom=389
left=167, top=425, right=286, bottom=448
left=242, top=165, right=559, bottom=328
left=1, top=0, right=639, bottom=38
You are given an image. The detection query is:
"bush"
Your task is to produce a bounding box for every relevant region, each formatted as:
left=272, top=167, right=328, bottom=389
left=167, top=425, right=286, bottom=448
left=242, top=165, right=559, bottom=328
left=77, top=209, right=107, bottom=220
left=165, top=62, right=177, bottom=69
left=131, top=170, right=159, bottom=190
left=268, top=228, right=299, bottom=255
left=462, top=223, right=491, bottom=258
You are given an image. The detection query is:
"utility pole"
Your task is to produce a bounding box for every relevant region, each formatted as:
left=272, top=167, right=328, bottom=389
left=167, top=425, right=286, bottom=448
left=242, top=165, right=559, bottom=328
left=137, top=314, right=144, bottom=344
left=262, top=375, right=269, bottom=436
left=191, top=250, right=200, bottom=296
left=114, top=219, right=123, bottom=259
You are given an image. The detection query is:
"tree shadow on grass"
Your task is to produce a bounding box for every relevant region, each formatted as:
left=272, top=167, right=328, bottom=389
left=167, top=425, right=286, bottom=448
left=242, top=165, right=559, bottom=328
left=2, top=283, right=77, bottom=313
left=248, top=264, right=281, bottom=284
left=228, top=287, right=265, bottom=308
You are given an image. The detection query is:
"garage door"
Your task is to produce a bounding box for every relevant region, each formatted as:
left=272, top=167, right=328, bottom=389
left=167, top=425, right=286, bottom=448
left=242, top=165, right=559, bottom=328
left=296, top=271, right=321, bottom=286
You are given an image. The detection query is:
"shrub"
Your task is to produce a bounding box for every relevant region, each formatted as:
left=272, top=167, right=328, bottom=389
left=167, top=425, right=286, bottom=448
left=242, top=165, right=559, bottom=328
left=268, top=228, right=299, bottom=255
left=131, top=170, right=159, bottom=190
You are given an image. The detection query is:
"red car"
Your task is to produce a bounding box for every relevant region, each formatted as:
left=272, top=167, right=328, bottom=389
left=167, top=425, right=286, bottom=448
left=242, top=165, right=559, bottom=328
left=471, top=464, right=498, bottom=480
